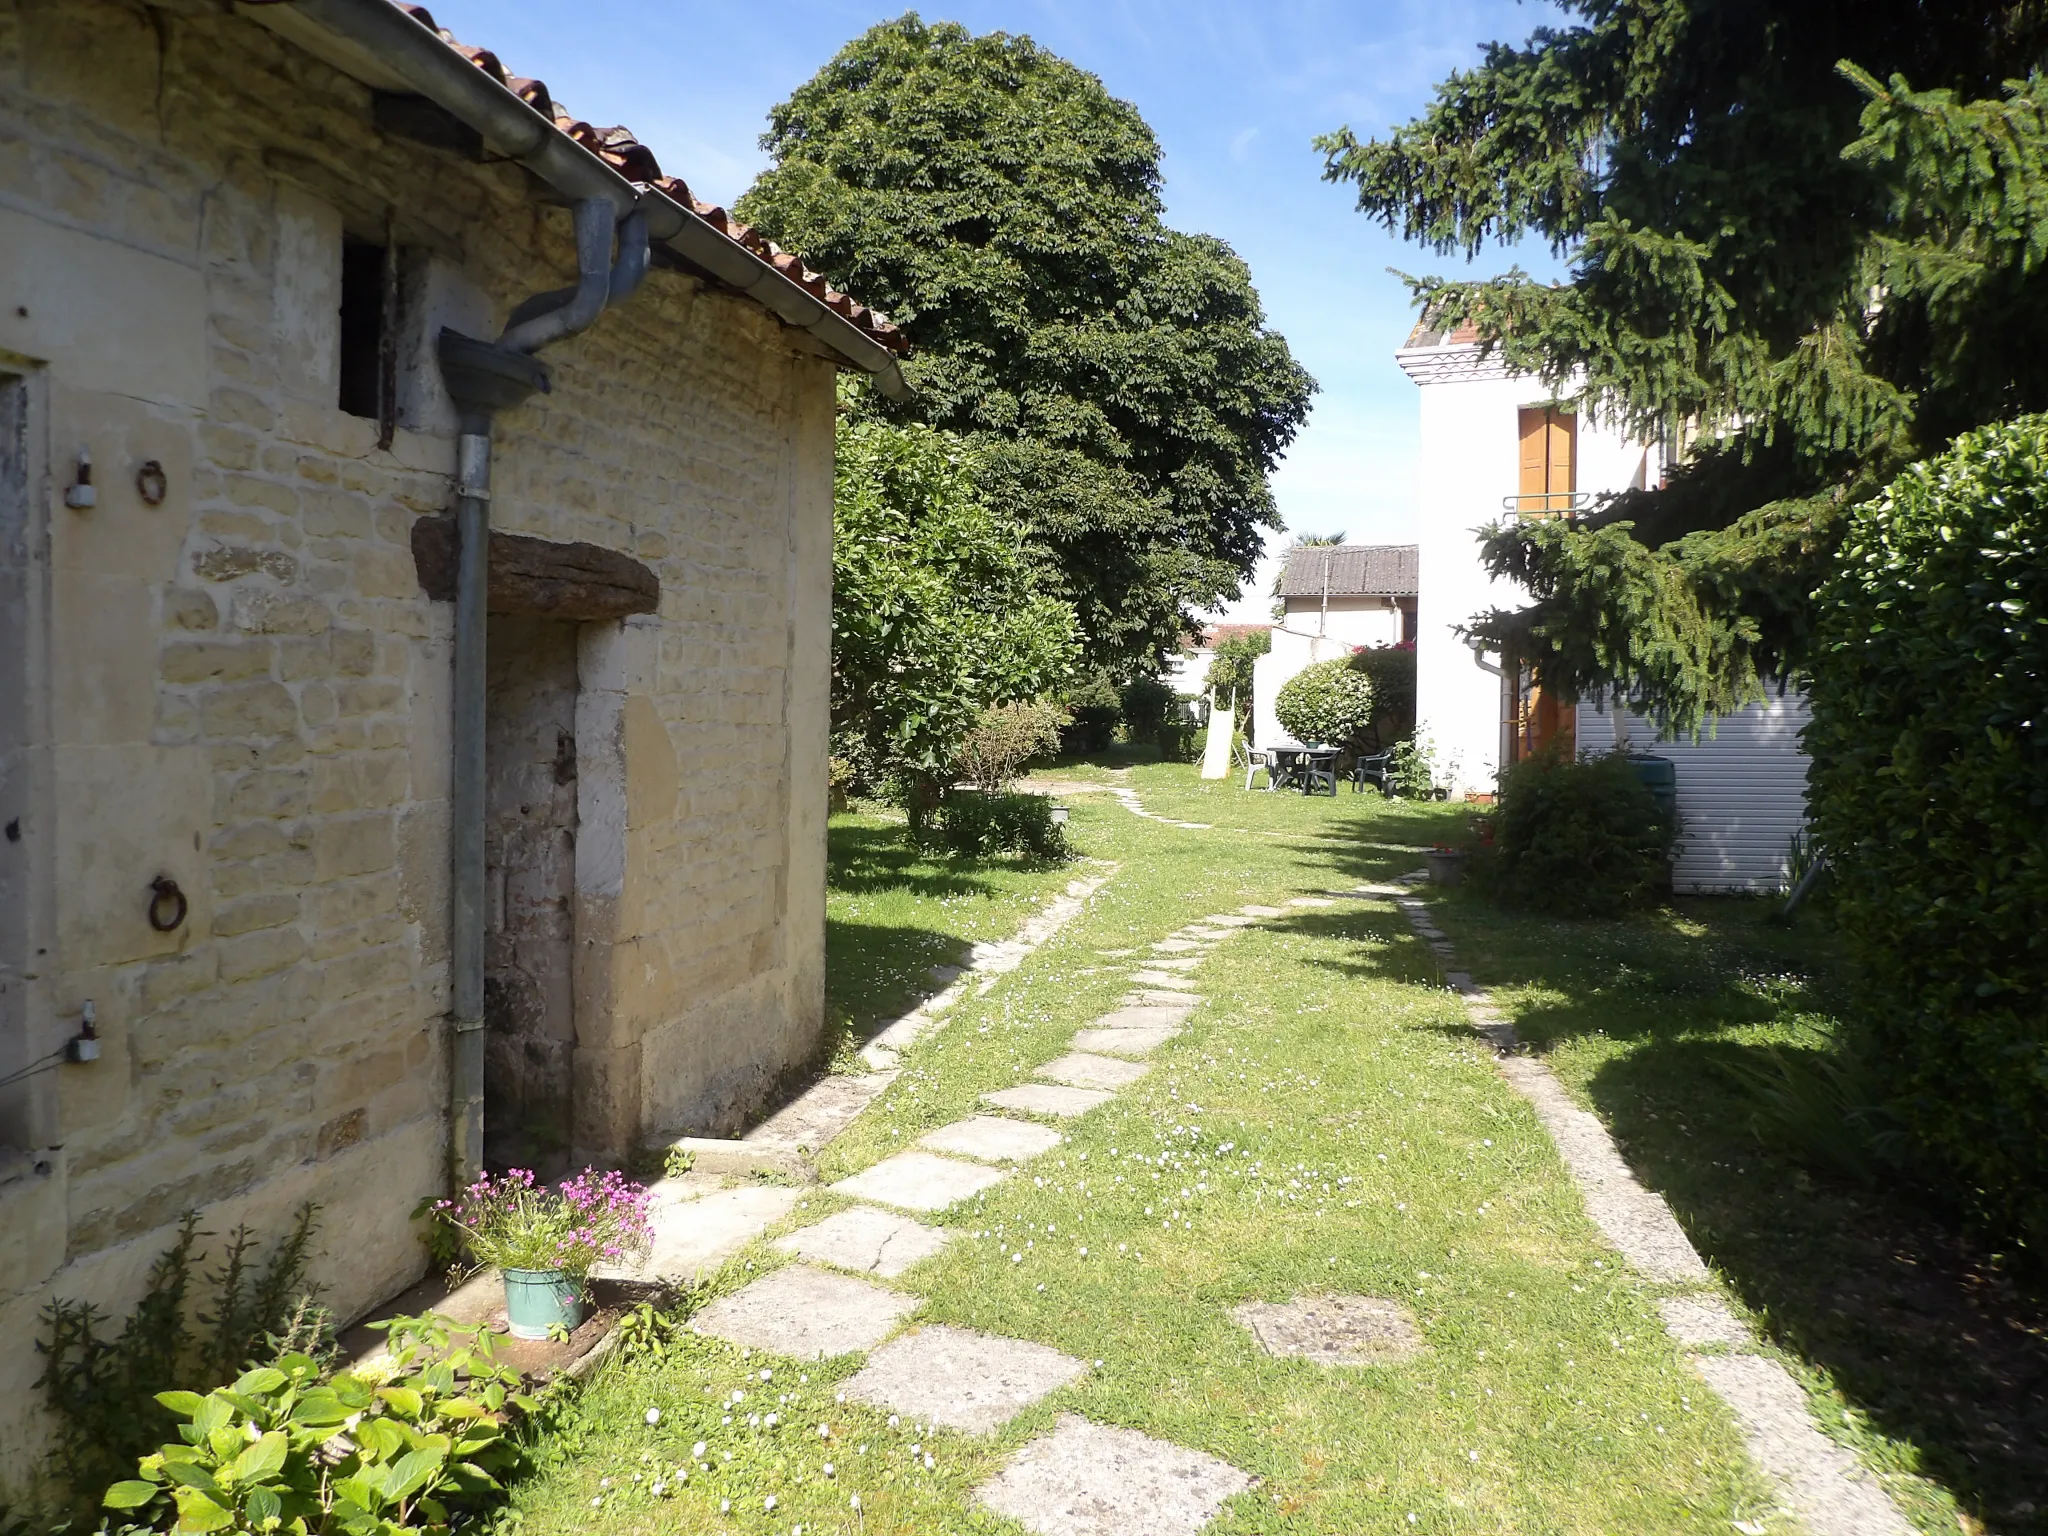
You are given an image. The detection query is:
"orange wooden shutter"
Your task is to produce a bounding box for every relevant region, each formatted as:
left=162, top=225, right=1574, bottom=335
left=1517, top=408, right=1548, bottom=513
left=1548, top=411, right=1575, bottom=500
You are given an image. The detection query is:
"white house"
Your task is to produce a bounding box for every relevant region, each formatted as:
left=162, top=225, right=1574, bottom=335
left=1247, top=546, right=1415, bottom=751
left=1395, top=317, right=1810, bottom=893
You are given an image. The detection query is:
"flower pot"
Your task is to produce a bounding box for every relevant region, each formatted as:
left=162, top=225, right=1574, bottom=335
left=1425, top=849, right=1467, bottom=886
left=502, top=1267, right=584, bottom=1340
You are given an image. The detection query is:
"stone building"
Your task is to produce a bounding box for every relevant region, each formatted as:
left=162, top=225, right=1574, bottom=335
left=0, top=0, right=905, bottom=1477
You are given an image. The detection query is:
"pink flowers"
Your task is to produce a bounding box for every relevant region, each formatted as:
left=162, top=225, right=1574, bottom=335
left=437, top=1167, right=652, bottom=1278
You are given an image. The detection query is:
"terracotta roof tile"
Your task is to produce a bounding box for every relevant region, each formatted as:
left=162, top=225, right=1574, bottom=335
left=388, top=2, right=905, bottom=354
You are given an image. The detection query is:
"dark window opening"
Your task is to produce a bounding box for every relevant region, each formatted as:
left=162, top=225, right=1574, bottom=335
left=338, top=238, right=388, bottom=421
left=1400, top=601, right=1418, bottom=645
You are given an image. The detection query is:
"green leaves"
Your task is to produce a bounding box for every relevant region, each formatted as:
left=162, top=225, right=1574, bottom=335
left=739, top=16, right=1312, bottom=667
left=97, top=1312, right=530, bottom=1536
left=1323, top=0, right=2048, bottom=725
left=1806, top=415, right=2048, bottom=1246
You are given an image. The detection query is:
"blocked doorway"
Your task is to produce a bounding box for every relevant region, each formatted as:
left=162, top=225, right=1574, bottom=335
left=482, top=614, right=580, bottom=1176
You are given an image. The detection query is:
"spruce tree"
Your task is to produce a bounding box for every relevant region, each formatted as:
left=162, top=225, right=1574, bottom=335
left=1319, top=0, right=2048, bottom=729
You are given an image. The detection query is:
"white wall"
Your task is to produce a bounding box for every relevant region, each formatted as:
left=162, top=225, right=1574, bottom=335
left=1402, top=348, right=1651, bottom=794
left=1578, top=695, right=1811, bottom=894
left=1165, top=645, right=1213, bottom=698
left=1277, top=595, right=1404, bottom=650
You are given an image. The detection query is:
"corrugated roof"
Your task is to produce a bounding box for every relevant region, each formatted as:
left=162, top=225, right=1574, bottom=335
left=1276, top=545, right=1418, bottom=599
left=393, top=3, right=907, bottom=355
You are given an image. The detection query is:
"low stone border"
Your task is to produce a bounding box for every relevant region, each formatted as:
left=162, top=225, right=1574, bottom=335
left=1391, top=886, right=1915, bottom=1536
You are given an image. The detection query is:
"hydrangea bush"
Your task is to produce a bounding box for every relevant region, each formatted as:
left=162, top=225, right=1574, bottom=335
left=1273, top=658, right=1375, bottom=746
left=436, top=1168, right=652, bottom=1278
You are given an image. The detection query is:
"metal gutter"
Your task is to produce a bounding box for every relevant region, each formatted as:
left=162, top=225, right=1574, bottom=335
left=244, top=0, right=908, bottom=396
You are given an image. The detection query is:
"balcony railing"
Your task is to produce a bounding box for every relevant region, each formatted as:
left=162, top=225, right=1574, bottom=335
left=1501, top=489, right=1597, bottom=517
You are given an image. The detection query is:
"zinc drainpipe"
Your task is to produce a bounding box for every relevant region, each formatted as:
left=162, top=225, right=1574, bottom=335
left=442, top=201, right=648, bottom=1188
left=256, top=0, right=906, bottom=398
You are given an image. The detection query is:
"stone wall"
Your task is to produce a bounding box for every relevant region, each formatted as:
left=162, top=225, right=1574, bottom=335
left=0, top=0, right=832, bottom=1484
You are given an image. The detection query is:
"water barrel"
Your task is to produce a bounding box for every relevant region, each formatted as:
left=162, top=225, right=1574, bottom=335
left=1626, top=754, right=1678, bottom=824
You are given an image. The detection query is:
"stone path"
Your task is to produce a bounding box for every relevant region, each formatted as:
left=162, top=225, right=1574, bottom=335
left=692, top=894, right=1292, bottom=1532
left=1394, top=885, right=1916, bottom=1536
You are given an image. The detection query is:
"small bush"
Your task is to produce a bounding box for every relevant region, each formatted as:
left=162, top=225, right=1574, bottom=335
left=954, top=700, right=1067, bottom=790
left=37, top=1207, right=328, bottom=1511
left=1059, top=669, right=1121, bottom=755
left=1484, top=749, right=1674, bottom=917
left=1386, top=733, right=1441, bottom=798
left=928, top=790, right=1072, bottom=859
left=1203, top=629, right=1270, bottom=714
left=1274, top=658, right=1375, bottom=746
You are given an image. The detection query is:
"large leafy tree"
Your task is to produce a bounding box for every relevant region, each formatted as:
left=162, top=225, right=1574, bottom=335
left=738, top=14, right=1316, bottom=671
left=1318, top=0, right=2048, bottom=729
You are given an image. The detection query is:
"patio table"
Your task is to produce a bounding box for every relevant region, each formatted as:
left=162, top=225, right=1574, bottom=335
left=1270, top=746, right=1340, bottom=796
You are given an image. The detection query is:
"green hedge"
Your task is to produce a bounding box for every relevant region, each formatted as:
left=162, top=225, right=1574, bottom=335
left=1807, top=416, right=2048, bottom=1245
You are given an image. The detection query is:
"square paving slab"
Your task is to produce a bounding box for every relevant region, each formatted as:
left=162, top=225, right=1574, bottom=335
left=976, top=1414, right=1254, bottom=1536
left=1071, top=1025, right=1178, bottom=1059
left=1091, top=1003, right=1192, bottom=1031
left=774, top=1206, right=952, bottom=1279
left=984, top=1082, right=1114, bottom=1118
left=1035, top=1052, right=1150, bottom=1090
left=1237, top=905, right=1284, bottom=918
left=1140, top=955, right=1202, bottom=972
left=832, top=1151, right=1011, bottom=1212
left=1127, top=990, right=1202, bottom=1007
left=919, top=1115, right=1065, bottom=1163
left=691, top=1264, right=915, bottom=1359
left=1150, top=938, right=1204, bottom=953
left=843, top=1324, right=1087, bottom=1433
left=1200, top=914, right=1256, bottom=927
left=1232, top=1293, right=1424, bottom=1366
left=1286, top=896, right=1336, bottom=908
left=1130, top=970, right=1196, bottom=988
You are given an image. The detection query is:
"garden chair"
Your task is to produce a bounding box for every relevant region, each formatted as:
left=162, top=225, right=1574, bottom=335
left=1350, top=750, right=1393, bottom=795
left=1243, top=747, right=1276, bottom=791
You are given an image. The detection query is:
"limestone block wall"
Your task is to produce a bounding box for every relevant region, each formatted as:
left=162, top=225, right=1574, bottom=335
left=0, top=0, right=832, bottom=1484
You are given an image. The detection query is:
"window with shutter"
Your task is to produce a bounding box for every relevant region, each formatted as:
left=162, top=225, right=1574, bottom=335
left=1515, top=406, right=1577, bottom=515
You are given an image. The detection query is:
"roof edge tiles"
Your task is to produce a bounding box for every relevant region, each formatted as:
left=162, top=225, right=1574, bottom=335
left=245, top=0, right=908, bottom=393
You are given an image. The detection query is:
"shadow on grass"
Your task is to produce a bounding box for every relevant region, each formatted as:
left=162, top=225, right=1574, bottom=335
left=1388, top=892, right=2048, bottom=1534
left=828, top=821, right=1012, bottom=901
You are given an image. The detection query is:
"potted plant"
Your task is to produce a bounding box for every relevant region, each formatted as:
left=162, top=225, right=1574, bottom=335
left=436, top=1167, right=652, bottom=1340
left=1425, top=843, right=1468, bottom=885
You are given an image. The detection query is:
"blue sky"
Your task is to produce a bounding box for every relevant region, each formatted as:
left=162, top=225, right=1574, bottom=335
left=426, top=0, right=1569, bottom=617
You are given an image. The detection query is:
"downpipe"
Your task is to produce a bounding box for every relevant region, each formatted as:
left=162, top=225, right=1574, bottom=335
left=444, top=202, right=648, bottom=1188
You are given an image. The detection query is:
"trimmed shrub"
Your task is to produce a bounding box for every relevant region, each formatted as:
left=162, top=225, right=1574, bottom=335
left=1484, top=749, right=1674, bottom=917
left=955, top=700, right=1068, bottom=791
left=929, top=790, right=1072, bottom=859
left=1351, top=643, right=1416, bottom=747
left=1274, top=657, right=1375, bottom=746
left=1806, top=415, right=2048, bottom=1245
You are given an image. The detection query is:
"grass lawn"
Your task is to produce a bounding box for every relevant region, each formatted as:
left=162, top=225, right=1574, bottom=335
left=823, top=809, right=1081, bottom=1054
left=504, top=765, right=1792, bottom=1535
left=1431, top=890, right=2048, bottom=1536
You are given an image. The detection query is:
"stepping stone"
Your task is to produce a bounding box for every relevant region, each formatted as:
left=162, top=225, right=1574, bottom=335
left=599, top=1183, right=800, bottom=1286
left=1072, top=1025, right=1177, bottom=1059
left=1128, top=989, right=1202, bottom=1007
left=1238, top=905, right=1284, bottom=918
left=1287, top=897, right=1336, bottom=908
left=920, top=1115, right=1064, bottom=1163
left=775, top=1206, right=953, bottom=1279
left=1200, top=914, right=1256, bottom=927
left=1180, top=927, right=1229, bottom=940
left=985, top=1082, right=1114, bottom=1118
left=1036, top=1052, right=1150, bottom=1090
left=833, top=1151, right=1011, bottom=1212
left=1151, top=938, right=1204, bottom=953
left=1130, top=970, right=1196, bottom=988
left=977, top=1413, right=1254, bottom=1536
left=1658, top=1294, right=1750, bottom=1348
left=691, top=1264, right=914, bottom=1359
left=1233, top=1293, right=1425, bottom=1366
left=1140, top=956, right=1202, bottom=972
left=1091, top=1004, right=1192, bottom=1030
left=843, top=1324, right=1087, bottom=1433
